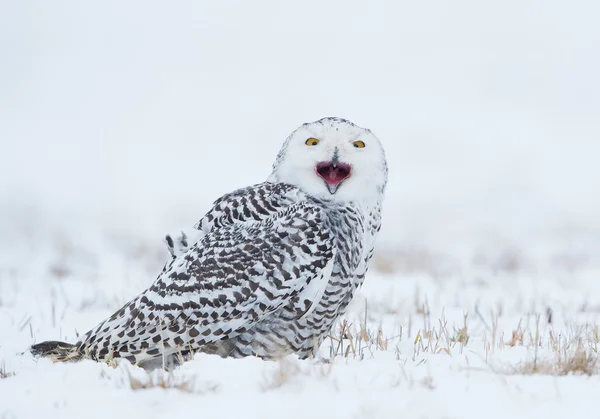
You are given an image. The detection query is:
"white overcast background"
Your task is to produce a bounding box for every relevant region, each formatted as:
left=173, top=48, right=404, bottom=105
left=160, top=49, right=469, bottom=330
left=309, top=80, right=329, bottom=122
left=1, top=0, right=599, bottom=251
left=2, top=3, right=600, bottom=419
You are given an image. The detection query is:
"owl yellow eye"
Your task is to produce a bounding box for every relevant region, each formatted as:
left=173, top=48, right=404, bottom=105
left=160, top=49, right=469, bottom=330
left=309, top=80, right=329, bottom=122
left=305, top=138, right=320, bottom=146
left=353, top=140, right=366, bottom=148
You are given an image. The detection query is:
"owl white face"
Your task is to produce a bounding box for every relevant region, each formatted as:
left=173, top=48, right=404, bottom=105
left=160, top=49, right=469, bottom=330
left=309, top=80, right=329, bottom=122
left=269, top=118, right=388, bottom=204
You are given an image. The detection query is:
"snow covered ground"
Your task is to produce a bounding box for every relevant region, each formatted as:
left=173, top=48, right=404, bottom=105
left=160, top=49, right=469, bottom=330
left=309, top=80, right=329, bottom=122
left=2, top=0, right=600, bottom=418
left=2, top=233, right=600, bottom=418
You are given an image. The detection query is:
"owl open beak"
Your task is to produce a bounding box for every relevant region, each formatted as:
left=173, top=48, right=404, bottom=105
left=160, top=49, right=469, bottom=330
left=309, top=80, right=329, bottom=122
left=316, top=161, right=352, bottom=194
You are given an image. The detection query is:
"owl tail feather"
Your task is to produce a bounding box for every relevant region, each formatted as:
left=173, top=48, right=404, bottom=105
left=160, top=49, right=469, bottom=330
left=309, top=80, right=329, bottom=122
left=30, top=341, right=84, bottom=363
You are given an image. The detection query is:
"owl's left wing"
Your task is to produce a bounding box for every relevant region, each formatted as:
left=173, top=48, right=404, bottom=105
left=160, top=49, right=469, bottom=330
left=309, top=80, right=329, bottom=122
left=77, top=200, right=334, bottom=363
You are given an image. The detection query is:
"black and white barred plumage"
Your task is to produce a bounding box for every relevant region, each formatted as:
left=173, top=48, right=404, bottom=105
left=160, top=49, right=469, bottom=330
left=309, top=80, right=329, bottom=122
left=31, top=117, right=388, bottom=366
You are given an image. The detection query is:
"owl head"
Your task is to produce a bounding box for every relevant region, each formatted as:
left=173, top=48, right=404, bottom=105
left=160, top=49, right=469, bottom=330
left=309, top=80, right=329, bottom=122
left=269, top=117, right=388, bottom=205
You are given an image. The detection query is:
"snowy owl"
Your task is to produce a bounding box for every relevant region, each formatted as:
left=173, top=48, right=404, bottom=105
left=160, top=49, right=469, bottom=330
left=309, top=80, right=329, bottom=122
left=31, top=117, right=388, bottom=365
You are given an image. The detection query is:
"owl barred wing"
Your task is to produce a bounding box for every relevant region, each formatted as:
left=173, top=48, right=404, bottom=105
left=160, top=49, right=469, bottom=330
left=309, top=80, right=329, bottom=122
left=77, top=198, right=335, bottom=363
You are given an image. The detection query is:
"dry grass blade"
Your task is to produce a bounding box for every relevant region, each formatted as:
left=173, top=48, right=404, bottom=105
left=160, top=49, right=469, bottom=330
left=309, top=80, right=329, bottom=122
left=513, top=343, right=599, bottom=376
left=125, top=369, right=197, bottom=392
left=1, top=362, right=15, bottom=379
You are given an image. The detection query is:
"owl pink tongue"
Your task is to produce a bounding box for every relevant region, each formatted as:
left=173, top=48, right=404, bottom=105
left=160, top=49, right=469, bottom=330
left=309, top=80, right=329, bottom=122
left=316, top=161, right=352, bottom=193
left=329, top=168, right=340, bottom=180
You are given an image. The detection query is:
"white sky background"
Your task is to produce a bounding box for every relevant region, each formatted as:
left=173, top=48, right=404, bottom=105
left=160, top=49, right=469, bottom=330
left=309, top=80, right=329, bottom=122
left=1, top=0, right=599, bottom=249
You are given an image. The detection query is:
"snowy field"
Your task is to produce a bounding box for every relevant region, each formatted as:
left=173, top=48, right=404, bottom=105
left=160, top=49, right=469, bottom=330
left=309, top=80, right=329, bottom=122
left=2, top=1, right=600, bottom=418
left=2, top=234, right=600, bottom=419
